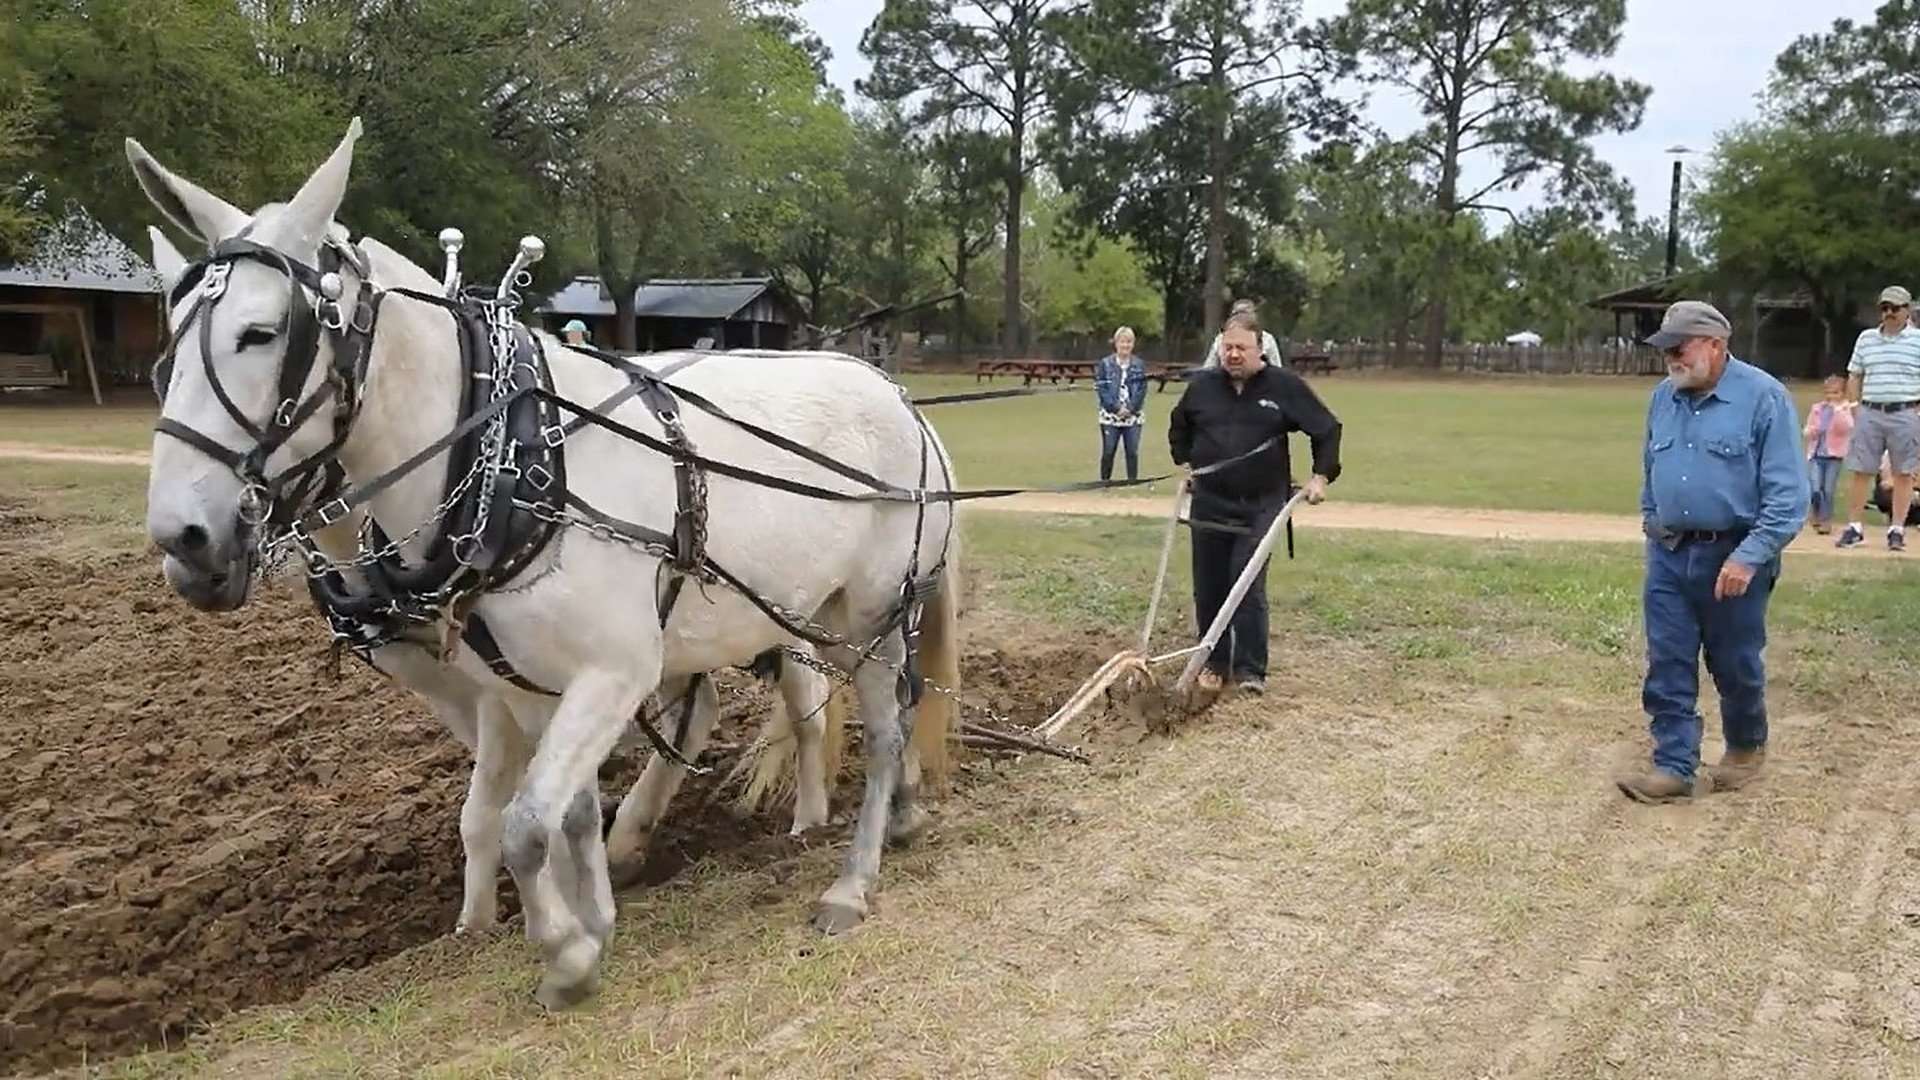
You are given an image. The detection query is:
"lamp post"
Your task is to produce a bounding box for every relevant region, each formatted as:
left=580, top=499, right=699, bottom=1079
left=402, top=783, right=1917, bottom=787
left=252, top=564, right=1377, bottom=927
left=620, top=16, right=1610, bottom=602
left=1664, top=145, right=1693, bottom=279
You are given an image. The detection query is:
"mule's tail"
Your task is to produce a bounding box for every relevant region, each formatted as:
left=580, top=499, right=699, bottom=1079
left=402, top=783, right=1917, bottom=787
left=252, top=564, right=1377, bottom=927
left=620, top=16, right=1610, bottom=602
left=735, top=658, right=851, bottom=814
left=915, top=549, right=963, bottom=794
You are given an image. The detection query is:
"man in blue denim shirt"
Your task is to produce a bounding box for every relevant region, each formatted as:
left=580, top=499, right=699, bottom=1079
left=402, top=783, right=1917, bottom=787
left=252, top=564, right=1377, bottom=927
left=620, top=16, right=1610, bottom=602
left=1619, top=300, right=1808, bottom=804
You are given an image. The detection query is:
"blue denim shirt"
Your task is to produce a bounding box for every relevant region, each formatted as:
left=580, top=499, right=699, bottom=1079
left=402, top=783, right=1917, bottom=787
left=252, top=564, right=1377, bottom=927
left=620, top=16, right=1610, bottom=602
left=1640, top=356, right=1808, bottom=567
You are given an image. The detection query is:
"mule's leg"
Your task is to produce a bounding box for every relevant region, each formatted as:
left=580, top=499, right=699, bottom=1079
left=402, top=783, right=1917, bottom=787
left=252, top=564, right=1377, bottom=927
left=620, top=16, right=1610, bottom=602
left=812, top=636, right=909, bottom=935
left=457, top=698, right=529, bottom=934
left=780, top=656, right=834, bottom=836
left=887, top=701, right=931, bottom=846
left=604, top=675, right=719, bottom=887
left=501, top=666, right=653, bottom=1011
left=559, top=785, right=614, bottom=947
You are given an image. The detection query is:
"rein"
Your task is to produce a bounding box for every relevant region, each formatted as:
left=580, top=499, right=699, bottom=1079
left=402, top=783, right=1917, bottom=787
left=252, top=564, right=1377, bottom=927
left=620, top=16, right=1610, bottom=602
left=151, top=228, right=1281, bottom=713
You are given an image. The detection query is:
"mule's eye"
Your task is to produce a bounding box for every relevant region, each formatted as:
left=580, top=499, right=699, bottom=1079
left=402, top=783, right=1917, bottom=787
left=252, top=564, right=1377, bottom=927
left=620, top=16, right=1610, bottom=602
left=238, top=327, right=278, bottom=350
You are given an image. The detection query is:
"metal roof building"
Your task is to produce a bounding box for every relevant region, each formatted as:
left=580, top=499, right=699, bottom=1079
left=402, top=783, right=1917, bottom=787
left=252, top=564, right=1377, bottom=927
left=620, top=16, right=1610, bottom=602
left=537, top=276, right=805, bottom=352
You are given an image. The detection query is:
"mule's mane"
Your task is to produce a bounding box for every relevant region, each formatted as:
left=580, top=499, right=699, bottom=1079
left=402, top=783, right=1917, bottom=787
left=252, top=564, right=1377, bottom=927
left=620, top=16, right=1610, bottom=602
left=357, top=236, right=441, bottom=294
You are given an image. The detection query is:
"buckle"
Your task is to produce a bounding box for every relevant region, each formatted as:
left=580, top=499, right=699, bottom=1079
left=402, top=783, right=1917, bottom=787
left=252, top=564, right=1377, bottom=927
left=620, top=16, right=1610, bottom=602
left=313, top=498, right=351, bottom=527
left=452, top=534, right=481, bottom=566
left=541, top=424, right=567, bottom=448
left=274, top=398, right=298, bottom=428
left=524, top=462, right=554, bottom=491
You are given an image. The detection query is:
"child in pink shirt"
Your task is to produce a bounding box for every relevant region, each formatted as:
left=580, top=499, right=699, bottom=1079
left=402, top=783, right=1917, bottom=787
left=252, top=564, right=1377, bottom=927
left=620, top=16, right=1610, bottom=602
left=1804, top=375, right=1854, bottom=534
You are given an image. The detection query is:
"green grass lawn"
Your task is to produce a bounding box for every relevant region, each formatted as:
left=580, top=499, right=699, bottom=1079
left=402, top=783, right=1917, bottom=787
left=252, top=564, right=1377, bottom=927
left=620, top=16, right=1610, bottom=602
left=912, top=372, right=1844, bottom=515
left=959, top=508, right=1918, bottom=709
left=3, top=373, right=1844, bottom=517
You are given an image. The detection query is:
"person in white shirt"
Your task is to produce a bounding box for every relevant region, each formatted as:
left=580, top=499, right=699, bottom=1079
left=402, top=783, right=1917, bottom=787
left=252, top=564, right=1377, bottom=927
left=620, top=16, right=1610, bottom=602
left=1835, top=284, right=1920, bottom=552
left=1201, top=299, right=1284, bottom=369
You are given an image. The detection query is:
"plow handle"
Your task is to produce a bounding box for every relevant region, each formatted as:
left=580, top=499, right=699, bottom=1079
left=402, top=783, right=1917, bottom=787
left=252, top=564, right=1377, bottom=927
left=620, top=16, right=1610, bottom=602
left=1137, top=476, right=1191, bottom=654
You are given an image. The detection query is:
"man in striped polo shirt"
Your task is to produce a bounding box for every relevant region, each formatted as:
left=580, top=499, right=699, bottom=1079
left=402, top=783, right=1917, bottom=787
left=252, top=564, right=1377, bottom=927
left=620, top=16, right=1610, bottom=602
left=1836, top=285, right=1920, bottom=552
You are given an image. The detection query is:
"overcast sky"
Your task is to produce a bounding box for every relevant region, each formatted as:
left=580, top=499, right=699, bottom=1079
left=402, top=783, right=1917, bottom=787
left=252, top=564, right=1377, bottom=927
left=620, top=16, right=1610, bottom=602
left=794, top=0, right=1880, bottom=224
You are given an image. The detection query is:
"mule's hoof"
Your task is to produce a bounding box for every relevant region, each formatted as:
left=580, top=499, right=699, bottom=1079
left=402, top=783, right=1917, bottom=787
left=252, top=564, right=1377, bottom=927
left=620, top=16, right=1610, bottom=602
left=608, top=855, right=648, bottom=890
left=454, top=916, right=502, bottom=938
left=810, top=901, right=867, bottom=936
left=886, top=805, right=931, bottom=847
left=534, top=970, right=599, bottom=1011
left=534, top=937, right=603, bottom=1011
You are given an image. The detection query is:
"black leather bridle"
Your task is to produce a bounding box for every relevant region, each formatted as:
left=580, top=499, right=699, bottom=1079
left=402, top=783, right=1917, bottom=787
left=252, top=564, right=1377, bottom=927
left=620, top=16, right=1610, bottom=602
left=153, top=233, right=381, bottom=532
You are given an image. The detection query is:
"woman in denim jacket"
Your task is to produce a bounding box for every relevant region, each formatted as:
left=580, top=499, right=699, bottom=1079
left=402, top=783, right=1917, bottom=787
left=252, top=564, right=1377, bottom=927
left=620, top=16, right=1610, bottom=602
left=1095, top=326, right=1149, bottom=481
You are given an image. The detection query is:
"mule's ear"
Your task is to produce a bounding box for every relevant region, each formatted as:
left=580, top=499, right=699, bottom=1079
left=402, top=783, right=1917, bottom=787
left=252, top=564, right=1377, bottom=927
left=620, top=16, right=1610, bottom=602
left=148, top=226, right=188, bottom=294
left=277, top=116, right=363, bottom=253
left=124, top=138, right=249, bottom=246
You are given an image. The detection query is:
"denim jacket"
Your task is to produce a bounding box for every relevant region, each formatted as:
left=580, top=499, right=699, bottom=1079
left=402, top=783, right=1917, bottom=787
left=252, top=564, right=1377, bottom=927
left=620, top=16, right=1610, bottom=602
left=1095, top=355, right=1148, bottom=426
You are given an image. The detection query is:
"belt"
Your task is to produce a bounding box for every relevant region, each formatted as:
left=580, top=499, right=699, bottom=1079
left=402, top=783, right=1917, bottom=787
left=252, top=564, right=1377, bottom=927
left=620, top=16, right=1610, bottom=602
left=1647, top=524, right=1747, bottom=550
left=1861, top=400, right=1920, bottom=412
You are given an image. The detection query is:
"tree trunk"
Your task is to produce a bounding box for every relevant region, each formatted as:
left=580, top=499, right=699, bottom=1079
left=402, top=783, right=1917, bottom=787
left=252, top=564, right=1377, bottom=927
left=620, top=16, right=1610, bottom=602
left=593, top=198, right=637, bottom=353
left=951, top=229, right=971, bottom=348
left=1003, top=137, right=1025, bottom=357
left=1203, top=32, right=1229, bottom=335
left=612, top=281, right=638, bottom=353
left=1424, top=81, right=1465, bottom=369
left=889, top=218, right=908, bottom=306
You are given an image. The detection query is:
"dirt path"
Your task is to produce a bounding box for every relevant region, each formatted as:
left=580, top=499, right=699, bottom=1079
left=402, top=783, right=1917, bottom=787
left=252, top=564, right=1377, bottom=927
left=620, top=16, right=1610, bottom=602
left=980, top=490, right=1903, bottom=560
left=0, top=441, right=150, bottom=466
left=5, top=441, right=1895, bottom=560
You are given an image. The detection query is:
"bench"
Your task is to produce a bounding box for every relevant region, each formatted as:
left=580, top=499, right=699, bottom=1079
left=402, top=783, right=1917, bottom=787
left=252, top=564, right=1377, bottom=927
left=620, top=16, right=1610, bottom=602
left=0, top=353, right=66, bottom=388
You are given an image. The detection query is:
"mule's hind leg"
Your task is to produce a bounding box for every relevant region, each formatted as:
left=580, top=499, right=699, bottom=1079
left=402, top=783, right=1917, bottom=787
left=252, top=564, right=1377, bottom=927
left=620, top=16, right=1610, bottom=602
left=887, top=712, right=931, bottom=846
left=779, top=654, right=835, bottom=836
left=812, top=636, right=909, bottom=935
left=605, top=675, right=719, bottom=888
left=501, top=666, right=654, bottom=1011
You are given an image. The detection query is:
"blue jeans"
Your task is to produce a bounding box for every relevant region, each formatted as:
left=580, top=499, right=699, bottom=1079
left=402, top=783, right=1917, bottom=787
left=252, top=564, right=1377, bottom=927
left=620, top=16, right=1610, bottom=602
left=1642, top=536, right=1776, bottom=780
left=1808, top=456, right=1842, bottom=522
left=1100, top=424, right=1142, bottom=481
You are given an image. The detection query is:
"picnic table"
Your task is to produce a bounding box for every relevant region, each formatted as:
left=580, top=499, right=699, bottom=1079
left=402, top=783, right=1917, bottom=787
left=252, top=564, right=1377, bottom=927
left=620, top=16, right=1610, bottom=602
left=1290, top=351, right=1339, bottom=376
left=973, top=359, right=1185, bottom=391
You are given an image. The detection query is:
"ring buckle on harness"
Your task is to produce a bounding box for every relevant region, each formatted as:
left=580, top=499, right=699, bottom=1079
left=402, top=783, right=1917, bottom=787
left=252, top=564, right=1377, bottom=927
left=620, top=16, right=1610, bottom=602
left=236, top=483, right=273, bottom=527
left=541, top=424, right=567, bottom=448
left=452, top=534, right=482, bottom=567
left=273, top=398, right=298, bottom=428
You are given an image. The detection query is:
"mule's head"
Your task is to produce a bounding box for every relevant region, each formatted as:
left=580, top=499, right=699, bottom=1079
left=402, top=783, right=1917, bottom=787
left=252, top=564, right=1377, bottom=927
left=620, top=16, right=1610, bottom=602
left=129, top=119, right=368, bottom=611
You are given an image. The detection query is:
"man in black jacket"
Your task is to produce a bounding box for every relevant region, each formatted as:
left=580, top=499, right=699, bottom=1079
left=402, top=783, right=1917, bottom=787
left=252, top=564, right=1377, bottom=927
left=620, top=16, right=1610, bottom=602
left=1169, top=311, right=1343, bottom=694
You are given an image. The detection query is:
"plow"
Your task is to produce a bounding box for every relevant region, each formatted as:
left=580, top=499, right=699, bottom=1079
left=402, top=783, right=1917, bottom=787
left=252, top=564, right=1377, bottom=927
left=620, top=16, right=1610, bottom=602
left=1035, top=482, right=1312, bottom=740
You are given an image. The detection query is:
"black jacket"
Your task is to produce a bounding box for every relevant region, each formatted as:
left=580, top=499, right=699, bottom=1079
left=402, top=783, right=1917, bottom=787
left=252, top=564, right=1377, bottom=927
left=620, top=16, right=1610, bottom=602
left=1168, top=364, right=1342, bottom=504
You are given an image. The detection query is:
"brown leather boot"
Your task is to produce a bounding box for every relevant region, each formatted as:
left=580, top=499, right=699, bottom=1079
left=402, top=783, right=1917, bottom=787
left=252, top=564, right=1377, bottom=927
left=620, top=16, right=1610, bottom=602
left=1706, top=746, right=1767, bottom=791
left=1615, top=767, right=1713, bottom=804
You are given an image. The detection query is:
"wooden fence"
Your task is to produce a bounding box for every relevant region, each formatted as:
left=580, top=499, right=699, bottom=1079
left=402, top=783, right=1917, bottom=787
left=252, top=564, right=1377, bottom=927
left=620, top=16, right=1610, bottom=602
left=1320, top=343, right=1666, bottom=376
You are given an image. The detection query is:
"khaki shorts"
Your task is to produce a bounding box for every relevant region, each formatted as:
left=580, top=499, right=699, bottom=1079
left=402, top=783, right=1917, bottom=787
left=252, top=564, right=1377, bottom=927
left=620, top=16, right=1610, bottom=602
left=1845, top=405, right=1920, bottom=474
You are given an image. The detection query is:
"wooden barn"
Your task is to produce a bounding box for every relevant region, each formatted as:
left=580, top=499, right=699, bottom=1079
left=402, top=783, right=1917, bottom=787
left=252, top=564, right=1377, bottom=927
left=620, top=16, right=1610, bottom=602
left=0, top=215, right=164, bottom=403
left=536, top=276, right=806, bottom=352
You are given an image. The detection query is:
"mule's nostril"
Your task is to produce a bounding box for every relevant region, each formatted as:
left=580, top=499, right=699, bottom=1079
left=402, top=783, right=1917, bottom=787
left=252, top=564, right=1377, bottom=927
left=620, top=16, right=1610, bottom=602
left=178, top=524, right=210, bottom=552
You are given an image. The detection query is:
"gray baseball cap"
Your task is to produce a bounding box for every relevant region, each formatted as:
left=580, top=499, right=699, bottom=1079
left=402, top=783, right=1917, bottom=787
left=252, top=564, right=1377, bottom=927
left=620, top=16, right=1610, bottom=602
left=1880, top=285, right=1911, bottom=307
left=1644, top=300, right=1733, bottom=349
